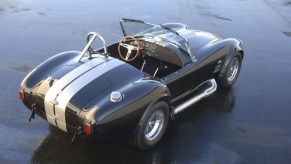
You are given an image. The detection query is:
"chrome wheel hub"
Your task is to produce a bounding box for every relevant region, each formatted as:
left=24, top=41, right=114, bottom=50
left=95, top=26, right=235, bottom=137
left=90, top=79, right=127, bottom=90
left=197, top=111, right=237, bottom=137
left=145, top=110, right=164, bottom=141
left=227, top=57, right=239, bottom=82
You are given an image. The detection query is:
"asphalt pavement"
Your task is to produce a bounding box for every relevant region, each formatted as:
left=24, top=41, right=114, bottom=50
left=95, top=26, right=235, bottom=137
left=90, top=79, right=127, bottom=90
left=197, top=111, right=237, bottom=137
left=0, top=0, right=291, bottom=163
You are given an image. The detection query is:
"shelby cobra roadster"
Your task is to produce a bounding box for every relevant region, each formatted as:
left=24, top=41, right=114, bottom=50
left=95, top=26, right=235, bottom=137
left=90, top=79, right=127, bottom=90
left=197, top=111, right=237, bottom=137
left=19, top=18, right=244, bottom=150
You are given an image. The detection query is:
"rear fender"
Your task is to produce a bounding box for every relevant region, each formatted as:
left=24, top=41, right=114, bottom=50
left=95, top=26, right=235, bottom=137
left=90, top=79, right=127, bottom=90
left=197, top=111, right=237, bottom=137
left=132, top=83, right=171, bottom=137
left=20, top=51, right=81, bottom=110
left=22, top=51, right=80, bottom=89
left=89, top=79, right=170, bottom=140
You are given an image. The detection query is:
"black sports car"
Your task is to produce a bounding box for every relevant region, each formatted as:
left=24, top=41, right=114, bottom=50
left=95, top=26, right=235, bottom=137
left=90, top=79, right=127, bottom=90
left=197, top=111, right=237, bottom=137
left=19, top=18, right=244, bottom=150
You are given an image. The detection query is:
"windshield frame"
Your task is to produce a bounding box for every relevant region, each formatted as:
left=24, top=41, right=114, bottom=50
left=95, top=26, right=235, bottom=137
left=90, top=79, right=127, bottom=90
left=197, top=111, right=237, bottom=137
left=119, top=18, right=192, bottom=57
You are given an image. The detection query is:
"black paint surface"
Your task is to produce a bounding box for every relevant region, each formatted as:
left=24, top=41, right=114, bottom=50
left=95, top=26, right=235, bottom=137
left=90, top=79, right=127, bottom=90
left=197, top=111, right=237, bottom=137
left=1, top=0, right=291, bottom=163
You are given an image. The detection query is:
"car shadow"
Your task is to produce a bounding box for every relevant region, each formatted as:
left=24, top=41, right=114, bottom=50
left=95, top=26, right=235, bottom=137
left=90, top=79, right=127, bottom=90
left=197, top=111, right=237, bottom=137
left=30, top=89, right=235, bottom=163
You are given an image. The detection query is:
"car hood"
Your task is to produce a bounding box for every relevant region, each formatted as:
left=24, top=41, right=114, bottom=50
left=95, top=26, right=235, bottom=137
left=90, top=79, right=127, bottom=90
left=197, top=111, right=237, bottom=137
left=178, top=29, right=220, bottom=50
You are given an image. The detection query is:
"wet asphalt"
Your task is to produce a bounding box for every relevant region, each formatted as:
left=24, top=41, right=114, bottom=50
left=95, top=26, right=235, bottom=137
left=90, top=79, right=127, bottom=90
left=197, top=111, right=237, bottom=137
left=1, top=0, right=291, bottom=163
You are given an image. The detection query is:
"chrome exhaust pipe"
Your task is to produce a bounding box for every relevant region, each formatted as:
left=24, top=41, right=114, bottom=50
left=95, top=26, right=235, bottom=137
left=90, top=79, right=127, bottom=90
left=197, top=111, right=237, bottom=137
left=172, top=79, right=217, bottom=115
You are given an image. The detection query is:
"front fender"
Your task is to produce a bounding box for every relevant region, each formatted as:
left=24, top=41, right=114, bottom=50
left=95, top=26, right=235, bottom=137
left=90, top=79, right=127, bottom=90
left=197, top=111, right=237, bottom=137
left=218, top=39, right=244, bottom=76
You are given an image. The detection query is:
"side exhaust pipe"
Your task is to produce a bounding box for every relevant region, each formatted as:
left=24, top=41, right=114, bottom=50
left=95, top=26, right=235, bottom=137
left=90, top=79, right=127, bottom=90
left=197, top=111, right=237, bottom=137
left=171, top=79, right=217, bottom=116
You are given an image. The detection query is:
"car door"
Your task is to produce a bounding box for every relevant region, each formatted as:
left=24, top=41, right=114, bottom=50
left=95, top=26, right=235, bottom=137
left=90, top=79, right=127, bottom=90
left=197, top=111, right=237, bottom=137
left=163, top=47, right=227, bottom=100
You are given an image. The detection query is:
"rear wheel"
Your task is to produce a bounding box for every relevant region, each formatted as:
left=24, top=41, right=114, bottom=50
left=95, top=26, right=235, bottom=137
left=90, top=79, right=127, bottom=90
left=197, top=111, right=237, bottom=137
left=130, top=101, right=169, bottom=150
left=217, top=53, right=242, bottom=88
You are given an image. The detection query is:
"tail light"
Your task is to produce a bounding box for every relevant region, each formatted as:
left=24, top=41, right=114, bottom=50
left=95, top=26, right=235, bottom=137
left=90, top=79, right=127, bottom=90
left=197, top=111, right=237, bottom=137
left=19, top=90, right=24, bottom=101
left=85, top=123, right=91, bottom=136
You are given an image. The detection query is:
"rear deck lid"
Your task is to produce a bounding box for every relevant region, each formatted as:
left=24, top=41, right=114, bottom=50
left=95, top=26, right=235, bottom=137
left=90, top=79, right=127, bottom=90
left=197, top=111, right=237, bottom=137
left=43, top=57, right=124, bottom=133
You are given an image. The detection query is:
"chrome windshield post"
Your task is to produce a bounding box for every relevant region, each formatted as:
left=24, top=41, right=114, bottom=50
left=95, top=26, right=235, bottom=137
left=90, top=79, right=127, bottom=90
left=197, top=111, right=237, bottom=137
left=76, top=32, right=108, bottom=63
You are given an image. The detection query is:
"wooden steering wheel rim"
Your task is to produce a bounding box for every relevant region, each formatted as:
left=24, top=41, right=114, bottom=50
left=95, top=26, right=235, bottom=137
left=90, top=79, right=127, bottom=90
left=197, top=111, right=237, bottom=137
left=118, top=36, right=140, bottom=62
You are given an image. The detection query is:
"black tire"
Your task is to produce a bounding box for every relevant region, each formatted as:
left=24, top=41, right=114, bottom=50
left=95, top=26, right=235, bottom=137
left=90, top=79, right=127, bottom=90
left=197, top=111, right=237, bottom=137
left=216, top=53, right=242, bottom=88
left=129, top=101, right=169, bottom=150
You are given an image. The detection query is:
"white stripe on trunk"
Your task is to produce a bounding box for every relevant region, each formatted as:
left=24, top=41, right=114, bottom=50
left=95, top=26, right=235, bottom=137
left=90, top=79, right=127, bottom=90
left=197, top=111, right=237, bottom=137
left=44, top=56, right=123, bottom=132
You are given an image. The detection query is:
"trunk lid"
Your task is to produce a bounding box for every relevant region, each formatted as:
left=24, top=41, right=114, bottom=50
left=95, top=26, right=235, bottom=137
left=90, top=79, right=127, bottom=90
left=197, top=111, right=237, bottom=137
left=36, top=56, right=143, bottom=133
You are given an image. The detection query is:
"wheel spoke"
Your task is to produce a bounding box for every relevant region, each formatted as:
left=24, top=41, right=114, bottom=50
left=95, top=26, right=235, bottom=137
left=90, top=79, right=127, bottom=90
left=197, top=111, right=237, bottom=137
left=132, top=45, right=138, bottom=50
left=120, top=43, right=130, bottom=48
left=227, top=57, right=239, bottom=82
left=147, top=123, right=159, bottom=138
left=145, top=110, right=165, bottom=141
left=125, top=50, right=132, bottom=60
left=149, top=120, right=156, bottom=126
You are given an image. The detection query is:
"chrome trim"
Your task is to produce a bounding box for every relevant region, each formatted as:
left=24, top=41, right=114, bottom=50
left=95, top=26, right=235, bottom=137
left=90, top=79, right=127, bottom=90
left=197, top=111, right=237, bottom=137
left=50, top=99, right=58, bottom=105
left=172, top=79, right=217, bottom=115
left=141, top=60, right=146, bottom=71
left=76, top=32, right=108, bottom=63
left=153, top=68, right=159, bottom=76
left=110, top=91, right=123, bottom=102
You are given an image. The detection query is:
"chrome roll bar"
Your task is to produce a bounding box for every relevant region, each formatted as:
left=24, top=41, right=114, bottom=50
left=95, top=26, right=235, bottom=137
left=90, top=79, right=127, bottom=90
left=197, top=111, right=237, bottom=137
left=76, top=32, right=108, bottom=62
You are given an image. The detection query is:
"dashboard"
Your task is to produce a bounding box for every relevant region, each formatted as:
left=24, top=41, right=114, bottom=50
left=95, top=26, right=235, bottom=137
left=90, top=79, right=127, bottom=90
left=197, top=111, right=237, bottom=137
left=137, top=40, right=183, bottom=67
left=139, top=41, right=157, bottom=57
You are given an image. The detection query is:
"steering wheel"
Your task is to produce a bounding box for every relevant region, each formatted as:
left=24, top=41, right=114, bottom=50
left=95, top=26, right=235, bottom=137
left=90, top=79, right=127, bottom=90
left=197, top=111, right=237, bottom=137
left=118, top=36, right=140, bottom=62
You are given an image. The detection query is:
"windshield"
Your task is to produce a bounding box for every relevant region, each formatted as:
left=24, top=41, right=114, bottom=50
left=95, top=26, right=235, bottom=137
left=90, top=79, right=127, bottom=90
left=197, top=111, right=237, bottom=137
left=120, top=19, right=191, bottom=55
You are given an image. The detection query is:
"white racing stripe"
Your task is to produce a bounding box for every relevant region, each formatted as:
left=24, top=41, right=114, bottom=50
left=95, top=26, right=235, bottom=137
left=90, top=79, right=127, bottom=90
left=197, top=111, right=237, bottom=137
left=44, top=57, right=123, bottom=132
left=45, top=57, right=107, bottom=127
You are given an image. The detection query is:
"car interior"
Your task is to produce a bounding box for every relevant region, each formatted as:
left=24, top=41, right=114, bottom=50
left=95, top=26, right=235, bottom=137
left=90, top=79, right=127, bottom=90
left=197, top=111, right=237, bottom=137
left=96, top=39, right=183, bottom=79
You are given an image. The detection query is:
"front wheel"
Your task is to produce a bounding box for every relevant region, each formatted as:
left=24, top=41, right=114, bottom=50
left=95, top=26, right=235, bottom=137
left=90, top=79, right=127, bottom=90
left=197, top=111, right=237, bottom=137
left=129, top=101, right=169, bottom=150
left=216, top=53, right=242, bottom=88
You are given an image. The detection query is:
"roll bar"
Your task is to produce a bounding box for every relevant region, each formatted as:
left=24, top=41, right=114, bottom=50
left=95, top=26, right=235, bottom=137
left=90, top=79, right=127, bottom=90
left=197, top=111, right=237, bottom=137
left=76, top=32, right=108, bottom=62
